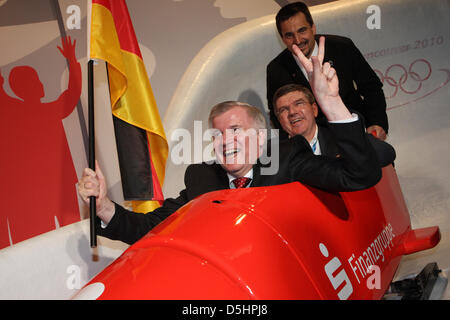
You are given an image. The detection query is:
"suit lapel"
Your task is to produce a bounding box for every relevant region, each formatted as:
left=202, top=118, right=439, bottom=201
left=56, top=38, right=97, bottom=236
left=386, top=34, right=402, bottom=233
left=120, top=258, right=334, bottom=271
left=280, top=49, right=311, bottom=89
left=250, top=163, right=262, bottom=187
left=315, top=34, right=331, bottom=64
left=317, top=125, right=340, bottom=158
left=213, top=164, right=231, bottom=189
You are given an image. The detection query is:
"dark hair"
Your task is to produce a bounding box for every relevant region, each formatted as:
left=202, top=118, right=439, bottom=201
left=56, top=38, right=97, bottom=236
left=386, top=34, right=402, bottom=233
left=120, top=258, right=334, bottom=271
left=272, top=84, right=316, bottom=115
left=276, top=1, right=314, bottom=36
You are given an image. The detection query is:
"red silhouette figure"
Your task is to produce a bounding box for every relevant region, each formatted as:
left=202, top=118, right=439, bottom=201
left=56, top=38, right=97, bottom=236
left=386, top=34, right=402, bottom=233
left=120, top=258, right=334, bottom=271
left=0, top=37, right=82, bottom=248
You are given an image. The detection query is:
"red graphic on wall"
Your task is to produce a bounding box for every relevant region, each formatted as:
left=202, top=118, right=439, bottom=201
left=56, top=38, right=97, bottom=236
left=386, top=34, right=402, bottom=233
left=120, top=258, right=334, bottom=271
left=0, top=37, right=82, bottom=249
left=373, top=59, right=450, bottom=110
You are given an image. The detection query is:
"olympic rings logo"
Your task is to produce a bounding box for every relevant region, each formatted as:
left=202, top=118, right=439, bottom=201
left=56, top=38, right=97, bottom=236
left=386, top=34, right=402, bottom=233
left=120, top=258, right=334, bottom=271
left=374, top=59, right=432, bottom=98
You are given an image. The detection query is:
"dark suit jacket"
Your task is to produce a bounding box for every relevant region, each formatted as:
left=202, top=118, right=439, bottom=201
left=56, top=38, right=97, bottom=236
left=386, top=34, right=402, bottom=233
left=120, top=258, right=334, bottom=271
left=98, top=119, right=381, bottom=245
left=267, top=34, right=388, bottom=140
left=316, top=120, right=395, bottom=167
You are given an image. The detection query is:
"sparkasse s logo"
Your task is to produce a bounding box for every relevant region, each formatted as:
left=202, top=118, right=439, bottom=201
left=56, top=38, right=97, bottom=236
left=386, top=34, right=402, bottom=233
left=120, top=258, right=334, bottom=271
left=319, top=243, right=353, bottom=300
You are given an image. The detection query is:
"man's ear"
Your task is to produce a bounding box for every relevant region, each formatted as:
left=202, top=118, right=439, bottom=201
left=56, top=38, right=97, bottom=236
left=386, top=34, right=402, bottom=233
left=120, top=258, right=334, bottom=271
left=313, top=102, right=319, bottom=118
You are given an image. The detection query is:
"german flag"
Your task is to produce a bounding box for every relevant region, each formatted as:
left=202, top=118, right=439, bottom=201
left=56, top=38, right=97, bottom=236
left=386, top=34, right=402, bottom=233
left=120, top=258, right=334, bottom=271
left=90, top=0, right=167, bottom=213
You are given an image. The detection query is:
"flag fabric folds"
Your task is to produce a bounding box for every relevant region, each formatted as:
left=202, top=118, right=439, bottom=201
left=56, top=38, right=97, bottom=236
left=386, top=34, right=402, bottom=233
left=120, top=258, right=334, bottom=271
left=90, top=0, right=168, bottom=213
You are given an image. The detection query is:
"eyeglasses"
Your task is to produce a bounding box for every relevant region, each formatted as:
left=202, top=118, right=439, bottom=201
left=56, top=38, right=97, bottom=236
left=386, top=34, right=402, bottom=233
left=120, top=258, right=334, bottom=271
left=275, top=99, right=312, bottom=116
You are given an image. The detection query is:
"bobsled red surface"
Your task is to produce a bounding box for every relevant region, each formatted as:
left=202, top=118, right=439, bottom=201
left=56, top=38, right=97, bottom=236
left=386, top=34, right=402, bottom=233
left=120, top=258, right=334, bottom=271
left=79, top=165, right=440, bottom=300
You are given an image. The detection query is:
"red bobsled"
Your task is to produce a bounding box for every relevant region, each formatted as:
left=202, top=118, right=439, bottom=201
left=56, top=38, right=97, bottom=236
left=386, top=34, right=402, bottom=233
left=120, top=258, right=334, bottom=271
left=74, top=165, right=440, bottom=299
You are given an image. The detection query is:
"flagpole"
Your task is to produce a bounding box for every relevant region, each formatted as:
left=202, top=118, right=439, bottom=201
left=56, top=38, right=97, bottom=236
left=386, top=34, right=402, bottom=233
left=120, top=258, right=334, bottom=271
left=88, top=59, right=97, bottom=248
left=51, top=0, right=89, bottom=159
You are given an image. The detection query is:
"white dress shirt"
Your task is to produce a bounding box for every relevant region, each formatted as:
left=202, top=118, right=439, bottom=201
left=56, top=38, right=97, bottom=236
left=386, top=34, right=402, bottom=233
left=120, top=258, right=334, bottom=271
left=309, top=124, right=321, bottom=155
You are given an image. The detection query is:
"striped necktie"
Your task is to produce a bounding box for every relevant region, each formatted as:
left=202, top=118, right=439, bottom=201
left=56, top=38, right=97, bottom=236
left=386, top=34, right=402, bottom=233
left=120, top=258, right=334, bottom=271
left=311, top=140, right=317, bottom=153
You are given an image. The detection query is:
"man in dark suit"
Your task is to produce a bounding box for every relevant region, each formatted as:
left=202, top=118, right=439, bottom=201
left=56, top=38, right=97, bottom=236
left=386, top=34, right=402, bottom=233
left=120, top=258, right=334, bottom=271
left=78, top=39, right=381, bottom=245
left=267, top=1, right=388, bottom=141
left=272, top=83, right=395, bottom=167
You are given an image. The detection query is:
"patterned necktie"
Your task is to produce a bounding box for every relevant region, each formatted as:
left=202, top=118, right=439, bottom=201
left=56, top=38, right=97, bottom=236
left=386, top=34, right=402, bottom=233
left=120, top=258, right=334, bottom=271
left=232, top=177, right=251, bottom=189
left=311, top=140, right=317, bottom=153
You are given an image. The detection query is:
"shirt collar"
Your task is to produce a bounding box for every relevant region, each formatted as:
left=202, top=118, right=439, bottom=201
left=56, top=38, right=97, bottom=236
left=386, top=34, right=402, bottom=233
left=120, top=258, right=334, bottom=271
left=309, top=124, right=321, bottom=155
left=310, top=124, right=319, bottom=145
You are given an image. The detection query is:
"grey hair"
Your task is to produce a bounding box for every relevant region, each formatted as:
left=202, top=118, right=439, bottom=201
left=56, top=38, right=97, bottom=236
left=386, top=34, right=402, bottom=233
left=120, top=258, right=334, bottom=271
left=208, top=101, right=267, bottom=130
